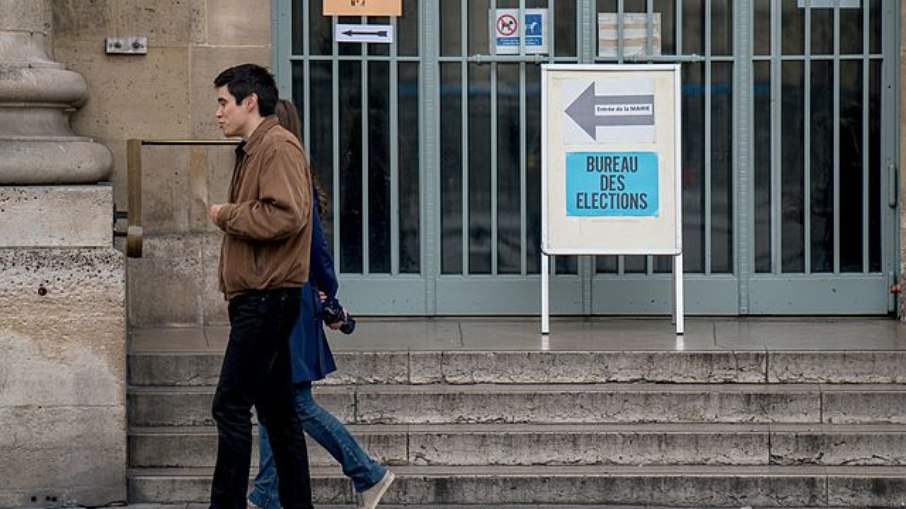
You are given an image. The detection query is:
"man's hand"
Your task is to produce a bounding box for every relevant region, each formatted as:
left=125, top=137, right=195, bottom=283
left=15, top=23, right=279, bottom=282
left=209, top=204, right=225, bottom=223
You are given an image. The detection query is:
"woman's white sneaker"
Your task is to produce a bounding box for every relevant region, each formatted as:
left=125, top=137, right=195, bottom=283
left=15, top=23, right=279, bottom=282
left=356, top=470, right=395, bottom=509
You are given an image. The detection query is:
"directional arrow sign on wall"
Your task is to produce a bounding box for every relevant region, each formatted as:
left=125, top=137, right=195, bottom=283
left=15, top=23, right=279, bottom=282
left=335, top=24, right=395, bottom=44
left=565, top=83, right=655, bottom=141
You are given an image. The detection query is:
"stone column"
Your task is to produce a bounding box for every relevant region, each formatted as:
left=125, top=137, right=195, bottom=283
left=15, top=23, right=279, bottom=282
left=0, top=1, right=126, bottom=506
left=0, top=2, right=113, bottom=184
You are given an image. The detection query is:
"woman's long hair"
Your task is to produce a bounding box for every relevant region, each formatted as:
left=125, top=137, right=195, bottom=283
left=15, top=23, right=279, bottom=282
left=275, top=98, right=329, bottom=217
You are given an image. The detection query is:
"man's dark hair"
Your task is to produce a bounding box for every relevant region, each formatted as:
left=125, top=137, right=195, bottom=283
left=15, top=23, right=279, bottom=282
left=213, top=64, right=278, bottom=117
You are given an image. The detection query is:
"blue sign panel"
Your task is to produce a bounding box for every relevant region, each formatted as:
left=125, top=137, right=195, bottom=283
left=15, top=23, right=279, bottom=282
left=566, top=151, right=659, bottom=216
left=524, top=13, right=543, bottom=45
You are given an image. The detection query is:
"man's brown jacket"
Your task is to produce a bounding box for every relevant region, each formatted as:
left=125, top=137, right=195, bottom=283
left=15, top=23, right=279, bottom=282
left=214, top=117, right=312, bottom=300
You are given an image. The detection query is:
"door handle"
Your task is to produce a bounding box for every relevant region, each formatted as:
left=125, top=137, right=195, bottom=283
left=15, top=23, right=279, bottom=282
left=889, top=163, right=898, bottom=209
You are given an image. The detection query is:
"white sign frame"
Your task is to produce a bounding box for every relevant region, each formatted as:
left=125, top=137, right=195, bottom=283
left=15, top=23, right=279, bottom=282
left=540, top=64, right=684, bottom=335
left=491, top=8, right=549, bottom=55
left=335, top=24, right=394, bottom=44
left=797, top=0, right=859, bottom=7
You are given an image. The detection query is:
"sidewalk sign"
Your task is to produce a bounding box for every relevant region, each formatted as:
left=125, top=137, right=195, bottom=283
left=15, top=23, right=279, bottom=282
left=541, top=64, right=684, bottom=335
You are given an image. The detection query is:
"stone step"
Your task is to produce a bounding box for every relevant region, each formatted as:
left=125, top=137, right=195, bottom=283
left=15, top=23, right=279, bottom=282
left=128, top=384, right=906, bottom=427
left=127, top=465, right=906, bottom=507
left=129, top=423, right=906, bottom=468
left=116, top=502, right=768, bottom=509
left=128, top=350, right=906, bottom=386
left=107, top=502, right=776, bottom=509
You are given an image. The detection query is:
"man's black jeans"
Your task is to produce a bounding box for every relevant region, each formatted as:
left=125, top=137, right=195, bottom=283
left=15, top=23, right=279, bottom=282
left=209, top=288, right=313, bottom=509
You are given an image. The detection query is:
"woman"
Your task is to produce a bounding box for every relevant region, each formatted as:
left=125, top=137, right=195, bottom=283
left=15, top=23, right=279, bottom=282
left=249, top=99, right=394, bottom=509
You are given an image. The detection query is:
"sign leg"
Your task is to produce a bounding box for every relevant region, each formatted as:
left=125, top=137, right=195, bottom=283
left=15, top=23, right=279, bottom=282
left=673, top=253, right=685, bottom=335
left=542, top=253, right=550, bottom=335
left=671, top=261, right=676, bottom=325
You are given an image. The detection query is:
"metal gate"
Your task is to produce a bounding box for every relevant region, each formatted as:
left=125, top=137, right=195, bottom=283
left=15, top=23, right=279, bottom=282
left=272, top=0, right=899, bottom=315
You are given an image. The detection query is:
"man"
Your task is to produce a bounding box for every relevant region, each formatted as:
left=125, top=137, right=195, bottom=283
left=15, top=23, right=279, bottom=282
left=207, top=63, right=314, bottom=509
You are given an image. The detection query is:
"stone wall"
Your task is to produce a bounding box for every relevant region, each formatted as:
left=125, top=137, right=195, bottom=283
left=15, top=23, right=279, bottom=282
left=48, top=0, right=272, bottom=326
left=0, top=224, right=125, bottom=507
left=0, top=0, right=128, bottom=503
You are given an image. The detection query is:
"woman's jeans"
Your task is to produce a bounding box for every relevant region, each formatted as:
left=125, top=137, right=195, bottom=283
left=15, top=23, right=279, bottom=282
left=249, top=382, right=387, bottom=509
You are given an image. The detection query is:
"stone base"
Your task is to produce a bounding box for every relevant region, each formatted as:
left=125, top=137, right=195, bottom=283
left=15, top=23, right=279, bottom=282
left=0, top=186, right=113, bottom=247
left=0, top=247, right=125, bottom=507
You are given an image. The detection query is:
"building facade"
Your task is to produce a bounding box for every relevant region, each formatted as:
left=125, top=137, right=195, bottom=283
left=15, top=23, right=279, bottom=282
left=272, top=0, right=901, bottom=316
left=48, top=0, right=905, bottom=323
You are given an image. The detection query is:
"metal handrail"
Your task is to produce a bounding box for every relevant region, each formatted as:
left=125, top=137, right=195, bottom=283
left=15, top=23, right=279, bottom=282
left=118, top=139, right=240, bottom=257
left=140, top=140, right=240, bottom=146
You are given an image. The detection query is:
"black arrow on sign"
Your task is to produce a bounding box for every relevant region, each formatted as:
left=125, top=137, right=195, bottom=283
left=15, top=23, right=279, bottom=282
left=565, top=83, right=655, bottom=140
left=342, top=29, right=389, bottom=37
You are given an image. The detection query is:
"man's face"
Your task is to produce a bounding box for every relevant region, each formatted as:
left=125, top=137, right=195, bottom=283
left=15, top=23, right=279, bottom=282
left=215, top=85, right=253, bottom=138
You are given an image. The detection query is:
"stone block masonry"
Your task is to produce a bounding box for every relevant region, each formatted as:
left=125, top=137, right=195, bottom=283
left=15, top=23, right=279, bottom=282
left=0, top=244, right=126, bottom=507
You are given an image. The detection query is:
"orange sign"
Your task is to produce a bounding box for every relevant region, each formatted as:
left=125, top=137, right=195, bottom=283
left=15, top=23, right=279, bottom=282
left=323, top=0, right=401, bottom=16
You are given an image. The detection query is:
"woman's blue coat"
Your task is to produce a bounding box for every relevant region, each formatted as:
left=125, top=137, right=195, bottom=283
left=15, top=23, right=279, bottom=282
left=288, top=189, right=338, bottom=383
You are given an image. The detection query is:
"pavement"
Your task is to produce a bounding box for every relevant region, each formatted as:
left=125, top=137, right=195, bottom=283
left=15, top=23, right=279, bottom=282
left=131, top=316, right=906, bottom=354
left=75, top=504, right=833, bottom=509
left=82, top=505, right=809, bottom=509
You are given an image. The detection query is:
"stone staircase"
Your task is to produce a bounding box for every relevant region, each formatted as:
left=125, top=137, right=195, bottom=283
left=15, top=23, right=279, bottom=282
left=127, top=345, right=906, bottom=506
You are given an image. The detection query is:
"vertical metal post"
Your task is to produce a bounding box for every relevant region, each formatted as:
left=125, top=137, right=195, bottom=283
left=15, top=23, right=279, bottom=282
left=770, top=0, right=781, bottom=274
left=302, top=0, right=311, bottom=154
left=735, top=0, right=753, bottom=313
left=674, top=253, right=685, bottom=335
left=861, top=0, right=870, bottom=274
left=674, top=64, right=685, bottom=335
left=804, top=2, right=812, bottom=274
left=579, top=0, right=595, bottom=64
left=271, top=0, right=292, bottom=98
left=332, top=15, right=341, bottom=269
left=617, top=0, right=625, bottom=62
left=578, top=0, right=595, bottom=315
left=549, top=0, right=557, bottom=60
left=704, top=0, right=713, bottom=275
left=490, top=1, right=499, bottom=275
left=460, top=1, right=469, bottom=275
left=390, top=14, right=400, bottom=276
left=519, top=61, right=527, bottom=274
left=422, top=0, right=439, bottom=313
left=542, top=252, right=550, bottom=334
left=833, top=5, right=841, bottom=274
left=361, top=29, right=371, bottom=275
left=877, top=0, right=903, bottom=318
left=541, top=63, right=550, bottom=334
